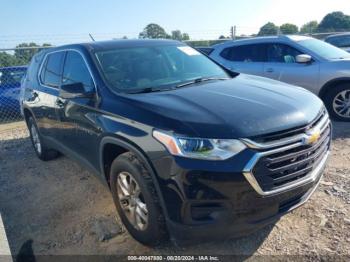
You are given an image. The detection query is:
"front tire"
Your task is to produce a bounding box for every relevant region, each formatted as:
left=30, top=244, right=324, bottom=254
left=27, top=116, right=60, bottom=161
left=324, top=83, right=350, bottom=121
left=109, top=152, right=167, bottom=245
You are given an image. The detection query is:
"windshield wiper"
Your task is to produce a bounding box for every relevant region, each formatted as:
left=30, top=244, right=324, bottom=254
left=124, top=77, right=229, bottom=93
left=126, top=87, right=175, bottom=94
left=175, top=77, right=229, bottom=88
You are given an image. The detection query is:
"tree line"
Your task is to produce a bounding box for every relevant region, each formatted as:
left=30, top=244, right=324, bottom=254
left=0, top=24, right=190, bottom=68
left=1, top=11, right=349, bottom=67
left=257, top=11, right=350, bottom=36
left=138, top=23, right=190, bottom=40
left=0, top=43, right=51, bottom=68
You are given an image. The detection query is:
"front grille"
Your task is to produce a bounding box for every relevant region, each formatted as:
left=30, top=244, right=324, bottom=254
left=243, top=109, right=331, bottom=195
left=252, top=125, right=331, bottom=191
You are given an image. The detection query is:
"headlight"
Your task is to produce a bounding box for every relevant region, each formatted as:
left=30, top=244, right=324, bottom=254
left=153, top=130, right=246, bottom=160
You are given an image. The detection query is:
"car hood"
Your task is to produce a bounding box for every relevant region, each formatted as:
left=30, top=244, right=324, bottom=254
left=125, top=74, right=324, bottom=138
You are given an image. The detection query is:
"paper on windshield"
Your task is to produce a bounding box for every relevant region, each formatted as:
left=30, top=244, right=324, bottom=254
left=177, top=46, right=200, bottom=56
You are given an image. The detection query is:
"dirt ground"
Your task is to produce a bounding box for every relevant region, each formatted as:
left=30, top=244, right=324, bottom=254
left=0, top=121, right=349, bottom=260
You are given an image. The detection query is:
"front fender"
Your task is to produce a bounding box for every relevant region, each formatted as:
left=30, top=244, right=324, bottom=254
left=98, top=135, right=171, bottom=222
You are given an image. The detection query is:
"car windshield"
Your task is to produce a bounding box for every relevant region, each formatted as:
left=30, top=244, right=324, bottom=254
left=95, top=44, right=230, bottom=92
left=297, top=38, right=350, bottom=60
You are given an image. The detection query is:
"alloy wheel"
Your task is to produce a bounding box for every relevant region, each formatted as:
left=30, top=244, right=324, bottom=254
left=117, top=171, right=148, bottom=231
left=333, top=89, right=350, bottom=118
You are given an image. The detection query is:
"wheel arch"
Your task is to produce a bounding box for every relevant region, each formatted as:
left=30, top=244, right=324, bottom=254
left=99, top=135, right=170, bottom=220
left=319, top=77, right=350, bottom=99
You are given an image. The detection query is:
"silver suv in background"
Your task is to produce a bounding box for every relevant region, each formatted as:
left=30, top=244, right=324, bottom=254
left=325, top=33, right=350, bottom=53
left=207, top=35, right=350, bottom=121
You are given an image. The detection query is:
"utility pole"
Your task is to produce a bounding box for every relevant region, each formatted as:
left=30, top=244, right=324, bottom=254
left=277, top=27, right=282, bottom=36
left=230, top=26, right=237, bottom=40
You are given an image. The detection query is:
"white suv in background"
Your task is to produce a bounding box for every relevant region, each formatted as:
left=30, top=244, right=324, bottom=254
left=207, top=35, right=350, bottom=121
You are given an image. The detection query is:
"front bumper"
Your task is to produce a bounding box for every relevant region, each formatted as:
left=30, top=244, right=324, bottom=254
left=151, top=146, right=329, bottom=242
left=165, top=154, right=327, bottom=241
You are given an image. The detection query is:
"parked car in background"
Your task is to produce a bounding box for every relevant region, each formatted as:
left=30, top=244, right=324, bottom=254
left=195, top=46, right=215, bottom=56
left=21, top=40, right=330, bottom=245
left=0, top=66, right=27, bottom=117
left=207, top=35, right=350, bottom=121
left=325, top=33, right=350, bottom=53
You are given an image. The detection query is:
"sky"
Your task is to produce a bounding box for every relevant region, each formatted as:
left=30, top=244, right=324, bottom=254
left=1, top=0, right=350, bottom=47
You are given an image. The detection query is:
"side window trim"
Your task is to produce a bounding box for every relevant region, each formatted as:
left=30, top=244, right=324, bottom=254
left=38, top=50, right=66, bottom=89
left=39, top=56, right=48, bottom=85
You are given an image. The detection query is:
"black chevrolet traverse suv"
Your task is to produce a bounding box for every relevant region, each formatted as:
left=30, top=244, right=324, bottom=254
left=20, top=40, right=331, bottom=245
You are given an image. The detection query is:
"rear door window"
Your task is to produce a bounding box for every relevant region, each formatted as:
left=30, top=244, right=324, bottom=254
left=40, top=52, right=65, bottom=88
left=62, top=51, right=94, bottom=92
left=220, top=44, right=265, bottom=62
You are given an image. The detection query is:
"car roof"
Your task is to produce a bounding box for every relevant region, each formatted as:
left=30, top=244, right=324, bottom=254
left=325, top=32, right=350, bottom=39
left=213, top=35, right=312, bottom=47
left=50, top=39, right=184, bottom=53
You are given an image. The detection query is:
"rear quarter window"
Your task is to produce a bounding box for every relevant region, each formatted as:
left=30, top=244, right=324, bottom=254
left=40, top=51, right=65, bottom=88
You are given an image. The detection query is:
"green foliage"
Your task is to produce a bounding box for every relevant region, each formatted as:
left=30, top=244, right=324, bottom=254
left=139, top=23, right=190, bottom=40
left=258, top=22, right=279, bottom=36
left=0, top=42, right=52, bottom=68
left=318, top=11, right=350, bottom=32
left=14, top=42, right=41, bottom=64
left=171, top=30, right=182, bottom=40
left=0, top=52, right=21, bottom=67
left=171, top=30, right=190, bottom=41
left=139, top=23, right=168, bottom=39
left=280, top=23, right=298, bottom=34
left=182, top=33, right=190, bottom=41
left=300, top=21, right=319, bottom=34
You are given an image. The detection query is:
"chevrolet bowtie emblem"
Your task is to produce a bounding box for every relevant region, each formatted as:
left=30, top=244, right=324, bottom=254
left=303, top=129, right=321, bottom=145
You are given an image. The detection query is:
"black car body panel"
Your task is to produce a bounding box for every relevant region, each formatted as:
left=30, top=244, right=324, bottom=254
left=20, top=40, right=330, bottom=241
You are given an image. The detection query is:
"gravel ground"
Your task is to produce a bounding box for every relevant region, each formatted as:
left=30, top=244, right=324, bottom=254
left=0, top=121, right=349, bottom=260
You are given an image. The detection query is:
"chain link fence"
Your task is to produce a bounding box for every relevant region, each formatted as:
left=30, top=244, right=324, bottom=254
left=0, top=46, right=51, bottom=147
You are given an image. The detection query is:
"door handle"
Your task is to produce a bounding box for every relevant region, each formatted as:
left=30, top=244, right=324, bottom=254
left=56, top=99, right=64, bottom=108
left=266, top=68, right=274, bottom=73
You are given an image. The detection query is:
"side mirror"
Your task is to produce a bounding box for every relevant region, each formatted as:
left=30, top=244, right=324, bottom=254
left=60, top=82, right=95, bottom=99
left=296, top=54, right=312, bottom=64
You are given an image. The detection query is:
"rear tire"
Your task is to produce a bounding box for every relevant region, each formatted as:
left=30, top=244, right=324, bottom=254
left=109, top=152, right=168, bottom=245
left=323, top=83, right=350, bottom=121
left=27, top=116, right=60, bottom=161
